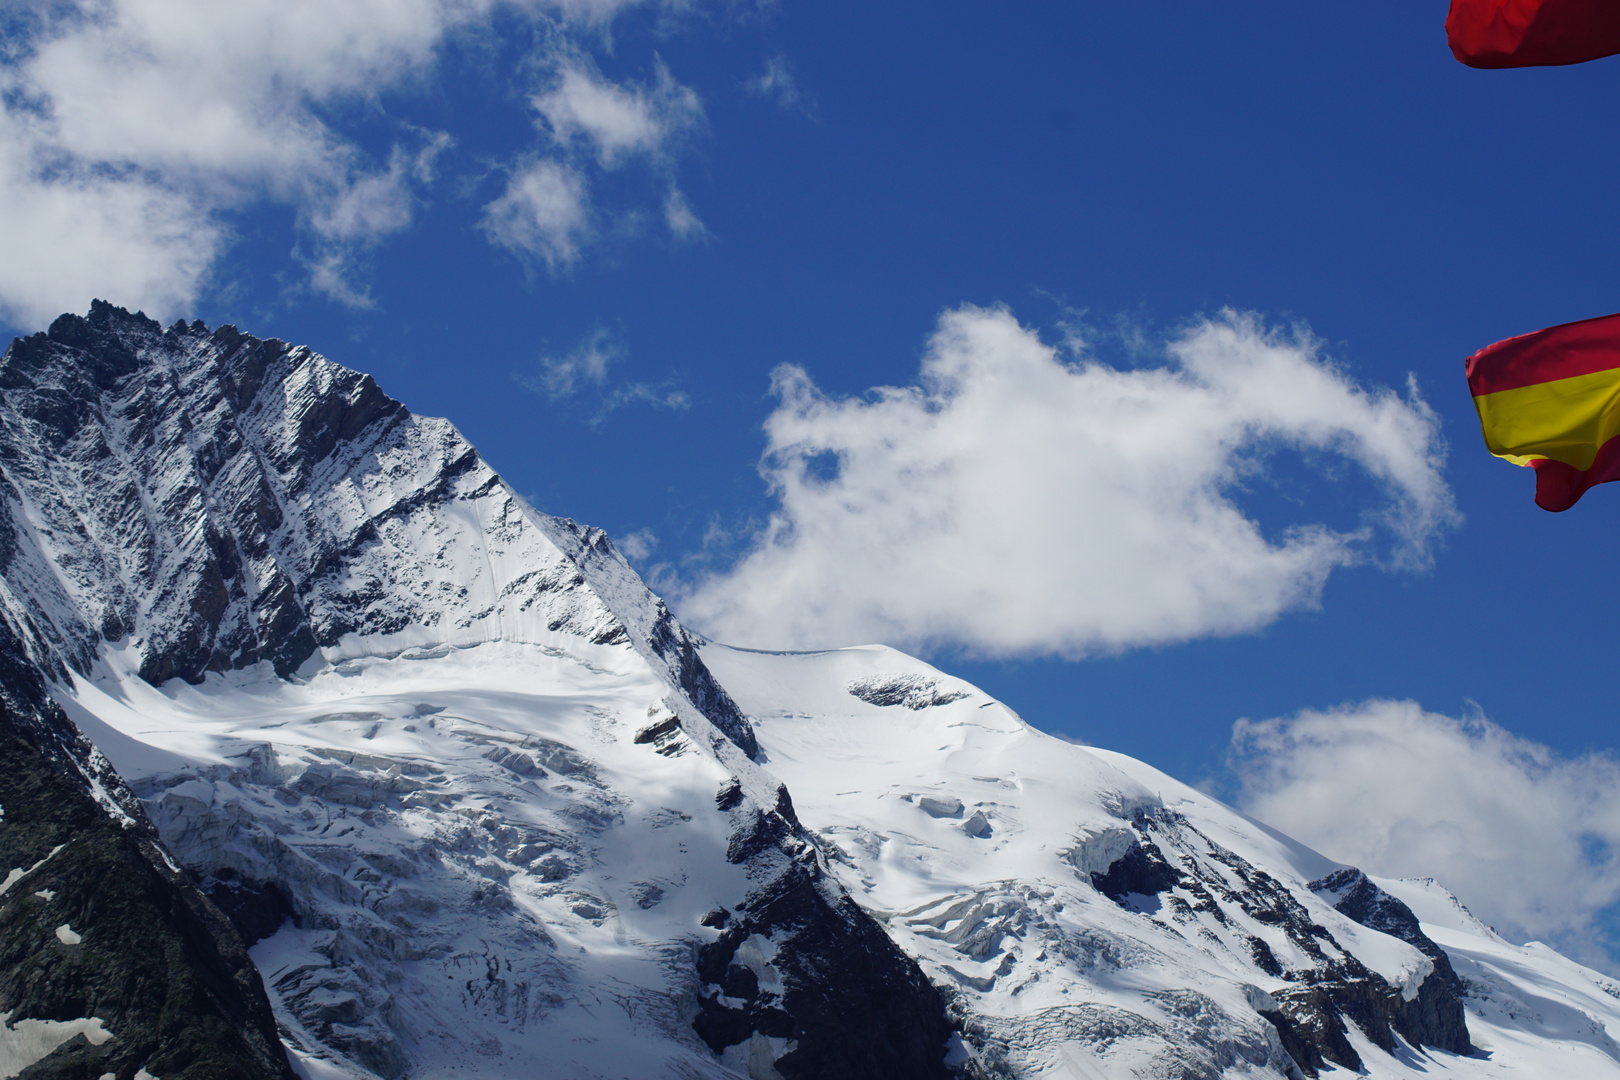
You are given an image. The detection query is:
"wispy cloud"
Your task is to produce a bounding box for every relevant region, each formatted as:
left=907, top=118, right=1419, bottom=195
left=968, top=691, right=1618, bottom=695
left=521, top=327, right=617, bottom=399
left=532, top=59, right=702, bottom=168
left=518, top=328, right=689, bottom=423
left=617, top=527, right=658, bottom=562
left=663, top=186, right=708, bottom=242
left=745, top=54, right=816, bottom=118
left=674, top=306, right=1457, bottom=655
left=1231, top=700, right=1620, bottom=971
left=599, top=380, right=690, bottom=416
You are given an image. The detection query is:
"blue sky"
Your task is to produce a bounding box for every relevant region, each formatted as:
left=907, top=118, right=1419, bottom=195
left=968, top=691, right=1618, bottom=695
left=6, top=0, right=1620, bottom=962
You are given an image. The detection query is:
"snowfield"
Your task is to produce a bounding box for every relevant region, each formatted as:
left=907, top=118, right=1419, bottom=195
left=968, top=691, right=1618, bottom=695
left=44, top=631, right=1620, bottom=1080
left=58, top=640, right=755, bottom=1080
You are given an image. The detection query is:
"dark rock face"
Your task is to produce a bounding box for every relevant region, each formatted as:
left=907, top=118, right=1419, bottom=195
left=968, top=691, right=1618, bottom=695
left=1090, top=837, right=1182, bottom=903
left=201, top=871, right=297, bottom=947
left=695, top=861, right=953, bottom=1080
left=1257, top=991, right=1359, bottom=1077
left=0, top=302, right=381, bottom=684
left=1310, top=867, right=1474, bottom=1059
left=0, top=617, right=293, bottom=1080
left=692, top=775, right=952, bottom=1075
left=846, top=674, right=969, bottom=710
left=0, top=303, right=604, bottom=685
left=1094, top=809, right=1473, bottom=1079
left=1311, top=867, right=1462, bottom=985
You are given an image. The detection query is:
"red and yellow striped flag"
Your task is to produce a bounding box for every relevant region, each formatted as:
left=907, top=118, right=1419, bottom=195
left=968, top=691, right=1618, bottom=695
left=1467, top=313, right=1620, bottom=511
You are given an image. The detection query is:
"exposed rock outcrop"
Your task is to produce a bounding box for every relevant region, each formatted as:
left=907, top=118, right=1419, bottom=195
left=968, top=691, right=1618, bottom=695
left=1097, top=809, right=1473, bottom=1077
left=0, top=615, right=293, bottom=1079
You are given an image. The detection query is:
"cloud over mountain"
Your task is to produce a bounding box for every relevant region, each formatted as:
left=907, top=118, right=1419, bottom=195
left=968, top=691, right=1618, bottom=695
left=1232, top=699, right=1620, bottom=969
left=677, top=306, right=1457, bottom=657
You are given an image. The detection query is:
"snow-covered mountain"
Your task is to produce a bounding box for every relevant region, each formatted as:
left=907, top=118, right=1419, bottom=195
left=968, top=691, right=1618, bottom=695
left=706, top=644, right=1620, bottom=1079
left=2, top=303, right=1618, bottom=1080
left=0, top=303, right=944, bottom=1079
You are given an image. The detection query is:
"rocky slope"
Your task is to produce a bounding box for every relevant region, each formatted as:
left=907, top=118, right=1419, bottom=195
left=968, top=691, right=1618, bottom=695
left=0, top=583, right=292, bottom=1079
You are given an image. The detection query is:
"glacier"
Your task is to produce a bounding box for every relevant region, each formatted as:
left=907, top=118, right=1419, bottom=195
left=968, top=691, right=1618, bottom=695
left=0, top=302, right=1617, bottom=1079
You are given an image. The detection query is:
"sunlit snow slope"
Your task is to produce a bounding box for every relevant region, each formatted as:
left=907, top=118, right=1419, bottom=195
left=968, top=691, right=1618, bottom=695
left=60, top=641, right=749, bottom=1079
left=702, top=642, right=1620, bottom=1080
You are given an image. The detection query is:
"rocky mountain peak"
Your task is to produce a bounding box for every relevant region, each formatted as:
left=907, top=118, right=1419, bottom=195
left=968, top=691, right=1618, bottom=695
left=0, top=302, right=754, bottom=754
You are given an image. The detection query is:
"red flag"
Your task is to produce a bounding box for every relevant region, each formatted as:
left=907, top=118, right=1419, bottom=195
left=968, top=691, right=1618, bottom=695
left=1447, top=0, right=1620, bottom=67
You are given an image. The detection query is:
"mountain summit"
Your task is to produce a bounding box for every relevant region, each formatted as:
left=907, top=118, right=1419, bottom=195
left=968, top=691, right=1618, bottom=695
left=0, top=304, right=1616, bottom=1080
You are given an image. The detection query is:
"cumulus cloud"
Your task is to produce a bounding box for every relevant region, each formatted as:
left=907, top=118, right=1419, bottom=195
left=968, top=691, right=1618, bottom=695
left=0, top=132, right=220, bottom=327
left=0, top=0, right=693, bottom=328
left=0, top=0, right=471, bottom=324
left=481, top=58, right=701, bottom=268
left=676, top=306, right=1457, bottom=656
left=1231, top=700, right=1620, bottom=968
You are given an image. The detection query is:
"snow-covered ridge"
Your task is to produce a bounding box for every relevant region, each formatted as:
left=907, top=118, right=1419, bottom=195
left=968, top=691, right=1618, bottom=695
left=703, top=641, right=1620, bottom=1079
left=0, top=303, right=622, bottom=678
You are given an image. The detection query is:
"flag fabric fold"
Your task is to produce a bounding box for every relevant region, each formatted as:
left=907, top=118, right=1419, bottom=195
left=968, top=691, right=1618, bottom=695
left=1447, top=0, right=1620, bottom=68
left=1466, top=312, right=1620, bottom=511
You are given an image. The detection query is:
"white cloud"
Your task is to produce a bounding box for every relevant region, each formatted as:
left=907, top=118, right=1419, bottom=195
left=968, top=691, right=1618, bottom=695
left=745, top=54, right=814, bottom=116
left=0, top=0, right=688, bottom=327
left=0, top=130, right=221, bottom=328
left=533, top=59, right=701, bottom=168
left=517, top=327, right=689, bottom=422
left=304, top=252, right=378, bottom=310
left=617, top=528, right=658, bottom=562
left=534, top=0, right=651, bottom=23
left=306, top=144, right=436, bottom=243
left=676, top=306, right=1457, bottom=656
left=663, top=187, right=707, bottom=240
left=481, top=159, right=590, bottom=270
left=0, top=0, right=471, bottom=323
left=523, top=327, right=617, bottom=398
left=600, top=380, right=690, bottom=416
left=1231, top=700, right=1620, bottom=968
